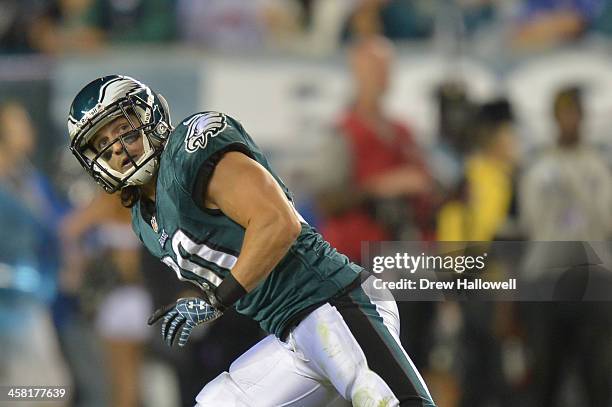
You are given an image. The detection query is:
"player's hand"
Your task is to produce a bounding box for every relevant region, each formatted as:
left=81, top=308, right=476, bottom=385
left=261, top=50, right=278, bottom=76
left=147, top=297, right=222, bottom=347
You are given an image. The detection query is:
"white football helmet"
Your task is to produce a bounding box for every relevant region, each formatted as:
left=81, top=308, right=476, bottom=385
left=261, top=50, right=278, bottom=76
left=68, top=75, right=172, bottom=193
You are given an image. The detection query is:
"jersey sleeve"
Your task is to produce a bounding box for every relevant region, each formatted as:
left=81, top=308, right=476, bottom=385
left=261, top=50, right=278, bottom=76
left=171, top=112, right=255, bottom=205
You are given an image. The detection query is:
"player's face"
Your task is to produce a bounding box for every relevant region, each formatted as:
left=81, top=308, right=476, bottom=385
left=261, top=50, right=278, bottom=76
left=90, top=115, right=145, bottom=173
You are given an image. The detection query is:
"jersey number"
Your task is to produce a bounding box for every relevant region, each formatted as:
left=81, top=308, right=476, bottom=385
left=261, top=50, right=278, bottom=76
left=161, top=230, right=237, bottom=289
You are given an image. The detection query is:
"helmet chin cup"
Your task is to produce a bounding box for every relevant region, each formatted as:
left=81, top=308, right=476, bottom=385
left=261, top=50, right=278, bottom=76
left=126, top=157, right=158, bottom=187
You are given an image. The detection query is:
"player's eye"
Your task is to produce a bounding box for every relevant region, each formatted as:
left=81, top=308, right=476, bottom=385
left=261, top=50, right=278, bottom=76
left=123, top=132, right=139, bottom=145
left=101, top=149, right=113, bottom=161
left=94, top=138, right=114, bottom=161
left=97, top=138, right=109, bottom=150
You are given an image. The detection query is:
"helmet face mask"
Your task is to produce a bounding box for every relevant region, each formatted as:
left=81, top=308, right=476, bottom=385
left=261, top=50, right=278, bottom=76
left=68, top=75, right=172, bottom=193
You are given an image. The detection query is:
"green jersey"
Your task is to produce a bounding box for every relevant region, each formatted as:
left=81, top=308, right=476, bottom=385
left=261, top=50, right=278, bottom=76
left=131, top=112, right=363, bottom=336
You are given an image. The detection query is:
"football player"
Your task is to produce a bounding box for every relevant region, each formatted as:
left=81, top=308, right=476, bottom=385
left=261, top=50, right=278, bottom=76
left=67, top=75, right=436, bottom=407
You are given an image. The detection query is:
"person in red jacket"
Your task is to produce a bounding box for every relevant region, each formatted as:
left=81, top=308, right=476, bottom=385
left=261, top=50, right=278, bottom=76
left=319, top=35, right=434, bottom=263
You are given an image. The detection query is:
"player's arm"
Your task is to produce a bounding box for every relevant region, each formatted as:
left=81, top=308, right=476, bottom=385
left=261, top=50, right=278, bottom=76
left=147, top=152, right=301, bottom=346
left=205, top=151, right=302, bottom=298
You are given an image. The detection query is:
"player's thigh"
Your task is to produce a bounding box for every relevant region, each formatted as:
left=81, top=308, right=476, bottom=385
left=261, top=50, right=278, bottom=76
left=195, top=334, right=349, bottom=407
left=346, top=283, right=434, bottom=406
left=291, top=278, right=435, bottom=407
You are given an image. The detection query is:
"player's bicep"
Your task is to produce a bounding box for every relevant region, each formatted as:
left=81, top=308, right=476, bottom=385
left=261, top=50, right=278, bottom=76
left=204, top=152, right=297, bottom=228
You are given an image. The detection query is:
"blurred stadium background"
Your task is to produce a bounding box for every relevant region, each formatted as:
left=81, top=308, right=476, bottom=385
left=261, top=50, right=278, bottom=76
left=1, top=0, right=611, bottom=406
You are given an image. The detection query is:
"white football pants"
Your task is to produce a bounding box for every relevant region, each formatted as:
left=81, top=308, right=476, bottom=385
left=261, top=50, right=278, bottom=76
left=195, top=277, right=435, bottom=407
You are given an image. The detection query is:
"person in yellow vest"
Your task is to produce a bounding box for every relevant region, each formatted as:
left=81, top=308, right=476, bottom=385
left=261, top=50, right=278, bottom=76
left=436, top=99, right=520, bottom=407
left=437, top=99, right=518, bottom=242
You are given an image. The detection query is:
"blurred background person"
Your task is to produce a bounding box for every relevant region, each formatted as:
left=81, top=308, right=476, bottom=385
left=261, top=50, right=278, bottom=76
left=60, top=191, right=151, bottom=407
left=437, top=98, right=519, bottom=242
left=0, top=101, right=70, bottom=394
left=318, top=35, right=435, bottom=261
left=520, top=85, right=612, bottom=242
left=437, top=99, right=524, bottom=407
left=519, top=85, right=612, bottom=407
